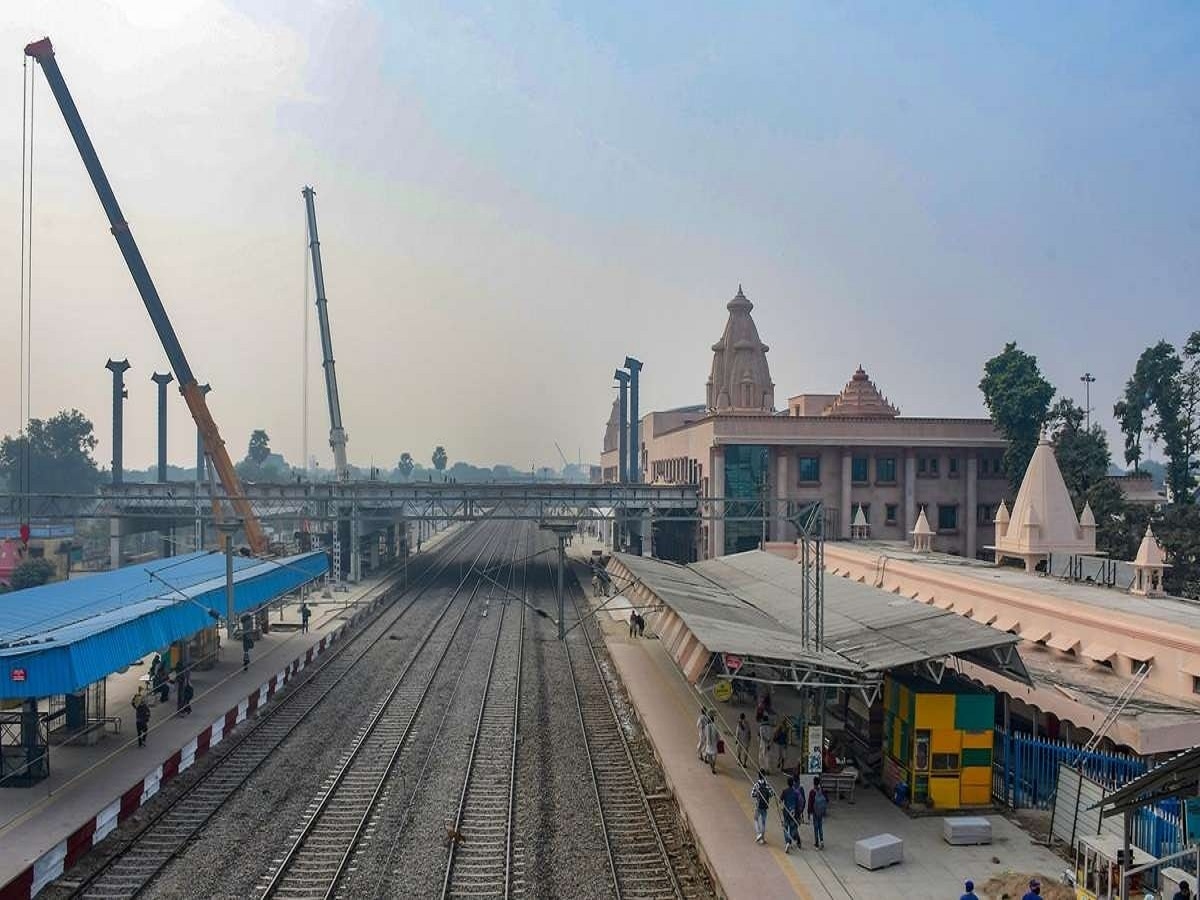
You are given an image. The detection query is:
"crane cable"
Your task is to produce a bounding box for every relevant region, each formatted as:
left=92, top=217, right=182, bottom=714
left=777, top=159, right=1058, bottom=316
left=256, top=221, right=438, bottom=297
left=17, top=56, right=35, bottom=524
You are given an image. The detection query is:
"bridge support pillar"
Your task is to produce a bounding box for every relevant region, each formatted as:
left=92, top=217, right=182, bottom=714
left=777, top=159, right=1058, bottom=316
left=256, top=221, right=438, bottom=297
left=108, top=516, right=123, bottom=570
left=349, top=504, right=361, bottom=584
left=641, top=512, right=652, bottom=557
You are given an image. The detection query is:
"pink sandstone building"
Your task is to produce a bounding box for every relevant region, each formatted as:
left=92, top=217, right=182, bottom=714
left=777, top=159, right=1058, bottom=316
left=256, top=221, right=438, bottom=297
left=602, top=286, right=1009, bottom=561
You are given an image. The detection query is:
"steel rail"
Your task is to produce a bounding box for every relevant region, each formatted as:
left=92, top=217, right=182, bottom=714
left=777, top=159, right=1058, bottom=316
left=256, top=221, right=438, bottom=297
left=257, top=522, right=508, bottom=899
left=66, top=523, right=485, bottom=900
left=557, top=550, right=683, bottom=900
left=67, top=524, right=483, bottom=900
left=439, top=524, right=529, bottom=899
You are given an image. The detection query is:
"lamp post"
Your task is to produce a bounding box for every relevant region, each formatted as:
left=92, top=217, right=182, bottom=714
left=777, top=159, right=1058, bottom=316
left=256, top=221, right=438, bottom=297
left=216, top=520, right=240, bottom=640
left=1080, top=372, right=1096, bottom=430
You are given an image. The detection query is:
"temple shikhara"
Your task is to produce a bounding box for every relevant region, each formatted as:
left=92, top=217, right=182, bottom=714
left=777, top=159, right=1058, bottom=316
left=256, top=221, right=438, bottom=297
left=602, top=286, right=1009, bottom=560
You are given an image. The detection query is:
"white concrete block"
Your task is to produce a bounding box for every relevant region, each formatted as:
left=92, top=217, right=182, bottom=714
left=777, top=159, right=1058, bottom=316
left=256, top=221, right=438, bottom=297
left=855, top=833, right=904, bottom=870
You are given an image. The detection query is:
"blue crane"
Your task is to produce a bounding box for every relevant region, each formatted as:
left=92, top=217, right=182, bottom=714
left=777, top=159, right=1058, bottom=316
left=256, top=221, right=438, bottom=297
left=301, top=187, right=349, bottom=480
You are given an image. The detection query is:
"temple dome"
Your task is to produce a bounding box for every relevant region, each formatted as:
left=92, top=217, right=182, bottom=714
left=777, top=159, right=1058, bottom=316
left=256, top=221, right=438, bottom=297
left=706, top=286, right=774, bottom=413
left=825, top=366, right=900, bottom=418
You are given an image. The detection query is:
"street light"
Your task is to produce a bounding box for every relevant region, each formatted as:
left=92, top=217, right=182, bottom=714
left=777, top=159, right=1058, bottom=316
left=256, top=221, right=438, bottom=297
left=1080, top=372, right=1096, bottom=430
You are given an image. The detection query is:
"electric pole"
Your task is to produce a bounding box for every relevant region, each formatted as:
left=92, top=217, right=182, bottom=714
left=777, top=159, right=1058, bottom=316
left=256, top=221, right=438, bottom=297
left=1080, top=372, right=1096, bottom=430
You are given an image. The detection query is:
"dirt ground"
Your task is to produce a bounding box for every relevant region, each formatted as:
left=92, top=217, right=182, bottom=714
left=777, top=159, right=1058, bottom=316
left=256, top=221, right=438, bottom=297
left=981, top=873, right=1074, bottom=900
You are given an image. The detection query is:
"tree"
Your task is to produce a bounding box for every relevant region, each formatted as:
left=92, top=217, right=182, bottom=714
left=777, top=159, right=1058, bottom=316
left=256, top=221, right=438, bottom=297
left=1117, top=339, right=1195, bottom=503
left=397, top=452, right=415, bottom=479
left=0, top=409, right=102, bottom=494
left=979, top=343, right=1055, bottom=493
left=248, top=430, right=272, bottom=466
left=11, top=557, right=57, bottom=590
left=432, top=446, right=448, bottom=472
left=1047, top=398, right=1111, bottom=502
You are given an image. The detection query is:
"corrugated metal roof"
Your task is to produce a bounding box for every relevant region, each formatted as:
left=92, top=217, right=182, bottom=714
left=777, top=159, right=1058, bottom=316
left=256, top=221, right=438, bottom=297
left=0, top=551, right=328, bottom=699
left=618, top=550, right=1029, bottom=683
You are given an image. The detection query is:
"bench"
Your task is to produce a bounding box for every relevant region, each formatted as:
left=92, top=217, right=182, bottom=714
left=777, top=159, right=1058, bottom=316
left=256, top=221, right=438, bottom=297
left=825, top=768, right=857, bottom=802
left=855, top=833, right=903, bottom=870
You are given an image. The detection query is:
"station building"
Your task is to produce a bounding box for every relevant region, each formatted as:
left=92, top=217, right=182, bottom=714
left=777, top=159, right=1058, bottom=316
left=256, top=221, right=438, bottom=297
left=601, top=286, right=1008, bottom=561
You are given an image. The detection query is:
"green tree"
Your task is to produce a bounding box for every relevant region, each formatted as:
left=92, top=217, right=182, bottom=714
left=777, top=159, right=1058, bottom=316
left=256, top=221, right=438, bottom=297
left=0, top=409, right=102, bottom=494
left=248, top=430, right=272, bottom=465
left=1047, top=398, right=1111, bottom=502
left=1117, top=340, right=1194, bottom=503
left=1082, top=479, right=1144, bottom=561
left=397, top=452, right=415, bottom=479
left=11, top=557, right=57, bottom=590
left=979, top=343, right=1055, bottom=493
left=432, top=446, right=448, bottom=472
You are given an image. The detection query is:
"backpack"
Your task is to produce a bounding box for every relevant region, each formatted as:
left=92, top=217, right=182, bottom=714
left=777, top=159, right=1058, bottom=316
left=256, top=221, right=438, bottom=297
left=812, top=788, right=828, bottom=818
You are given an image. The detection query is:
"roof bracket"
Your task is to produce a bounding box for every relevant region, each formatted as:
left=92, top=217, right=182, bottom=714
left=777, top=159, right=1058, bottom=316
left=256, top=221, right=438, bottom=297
left=858, top=681, right=882, bottom=707
left=924, top=657, right=946, bottom=684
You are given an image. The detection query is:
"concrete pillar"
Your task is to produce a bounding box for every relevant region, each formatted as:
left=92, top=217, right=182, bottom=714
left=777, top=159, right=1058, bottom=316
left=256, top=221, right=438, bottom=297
left=904, top=450, right=917, bottom=532
left=966, top=453, right=978, bottom=559
left=774, top=449, right=789, bottom=541
left=350, top=504, right=361, bottom=583
left=151, top=372, right=173, bottom=482
left=108, top=516, right=123, bottom=570
left=840, top=449, right=852, bottom=540
left=625, top=357, right=642, bottom=483
left=641, top=512, right=652, bottom=557
left=614, top=369, right=629, bottom=483
left=194, top=383, right=211, bottom=552
left=710, top=446, right=725, bottom=559
left=105, top=359, right=130, bottom=485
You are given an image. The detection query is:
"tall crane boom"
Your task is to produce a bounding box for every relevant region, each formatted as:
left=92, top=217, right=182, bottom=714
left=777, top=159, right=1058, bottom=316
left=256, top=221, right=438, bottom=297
left=301, top=187, right=348, bottom=480
left=25, top=37, right=268, bottom=554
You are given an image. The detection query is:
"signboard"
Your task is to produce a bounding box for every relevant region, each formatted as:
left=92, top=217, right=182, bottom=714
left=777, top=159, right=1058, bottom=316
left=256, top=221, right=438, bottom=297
left=10, top=668, right=27, bottom=683
left=713, top=679, right=733, bottom=702
left=805, top=724, right=824, bottom=774
left=723, top=653, right=743, bottom=673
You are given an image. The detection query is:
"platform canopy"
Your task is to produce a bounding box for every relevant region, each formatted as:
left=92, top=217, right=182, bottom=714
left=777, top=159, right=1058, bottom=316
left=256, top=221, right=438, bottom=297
left=613, top=550, right=1030, bottom=695
left=0, top=551, right=328, bottom=700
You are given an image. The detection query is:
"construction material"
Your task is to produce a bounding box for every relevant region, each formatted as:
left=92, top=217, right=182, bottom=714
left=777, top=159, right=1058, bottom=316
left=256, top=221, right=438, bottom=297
left=942, top=816, right=992, bottom=845
left=854, top=833, right=903, bottom=870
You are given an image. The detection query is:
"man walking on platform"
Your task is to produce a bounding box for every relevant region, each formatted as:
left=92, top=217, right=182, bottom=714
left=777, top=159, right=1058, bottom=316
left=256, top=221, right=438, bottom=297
left=757, top=716, right=773, bottom=772
left=781, top=776, right=802, bottom=853
left=300, top=601, right=311, bottom=634
left=808, top=776, right=828, bottom=849
left=135, top=696, right=150, bottom=747
left=751, top=769, right=774, bottom=845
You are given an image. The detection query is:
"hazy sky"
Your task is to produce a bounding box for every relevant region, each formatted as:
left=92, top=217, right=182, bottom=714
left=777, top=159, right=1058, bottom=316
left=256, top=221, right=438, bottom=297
left=2, top=2, right=1197, bottom=473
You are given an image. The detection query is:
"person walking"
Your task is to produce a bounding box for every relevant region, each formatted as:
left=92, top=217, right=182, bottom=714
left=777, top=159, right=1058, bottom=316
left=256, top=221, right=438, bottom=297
left=1173, top=881, right=1192, bottom=900
left=180, top=679, right=195, bottom=716
left=773, top=720, right=789, bottom=771
left=757, top=717, right=773, bottom=772
left=751, top=770, right=774, bottom=845
left=300, top=602, right=311, bottom=634
left=807, top=776, right=828, bottom=849
left=781, top=776, right=802, bottom=853
left=1021, top=879, right=1041, bottom=900
left=735, top=713, right=751, bottom=768
left=635, top=613, right=645, bottom=637
left=702, top=712, right=719, bottom=775
left=960, top=880, right=980, bottom=900
left=696, top=708, right=709, bottom=761
left=135, top=696, right=150, bottom=747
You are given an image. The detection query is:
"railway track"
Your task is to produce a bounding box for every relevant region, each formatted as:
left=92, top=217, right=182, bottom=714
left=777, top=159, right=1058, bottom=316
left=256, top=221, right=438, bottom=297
left=66, top=522, right=486, bottom=900
left=256, top=523, right=511, bottom=899
left=440, top=525, right=529, bottom=900
left=558, top=553, right=684, bottom=900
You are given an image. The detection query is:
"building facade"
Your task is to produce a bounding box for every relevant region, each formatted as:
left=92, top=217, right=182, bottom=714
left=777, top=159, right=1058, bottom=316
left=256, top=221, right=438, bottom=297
left=602, top=287, right=1009, bottom=560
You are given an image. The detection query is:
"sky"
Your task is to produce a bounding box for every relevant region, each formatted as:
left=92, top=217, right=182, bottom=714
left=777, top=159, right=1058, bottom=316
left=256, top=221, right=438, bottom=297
left=1, top=2, right=1197, bottom=473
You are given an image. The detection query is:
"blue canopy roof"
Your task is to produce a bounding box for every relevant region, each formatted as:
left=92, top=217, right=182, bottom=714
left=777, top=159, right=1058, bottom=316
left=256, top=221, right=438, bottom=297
left=0, top=551, right=328, bottom=699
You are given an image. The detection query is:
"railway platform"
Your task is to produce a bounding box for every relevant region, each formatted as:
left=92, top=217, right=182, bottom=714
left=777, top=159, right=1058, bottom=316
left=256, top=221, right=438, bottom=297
left=573, top=542, right=1066, bottom=899
left=0, top=547, right=438, bottom=900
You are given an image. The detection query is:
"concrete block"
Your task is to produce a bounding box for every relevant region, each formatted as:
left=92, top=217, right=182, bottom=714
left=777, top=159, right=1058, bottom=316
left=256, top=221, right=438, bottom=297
left=855, top=833, right=904, bottom=870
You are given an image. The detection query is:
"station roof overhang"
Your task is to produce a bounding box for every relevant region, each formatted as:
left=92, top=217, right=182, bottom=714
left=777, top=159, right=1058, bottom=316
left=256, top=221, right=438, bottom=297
left=1093, top=745, right=1200, bottom=818
left=611, top=550, right=1030, bottom=698
left=0, top=551, right=328, bottom=700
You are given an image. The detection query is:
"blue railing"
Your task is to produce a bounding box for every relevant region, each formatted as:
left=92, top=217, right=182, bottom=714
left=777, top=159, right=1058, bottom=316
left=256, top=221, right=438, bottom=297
left=994, top=729, right=1147, bottom=810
